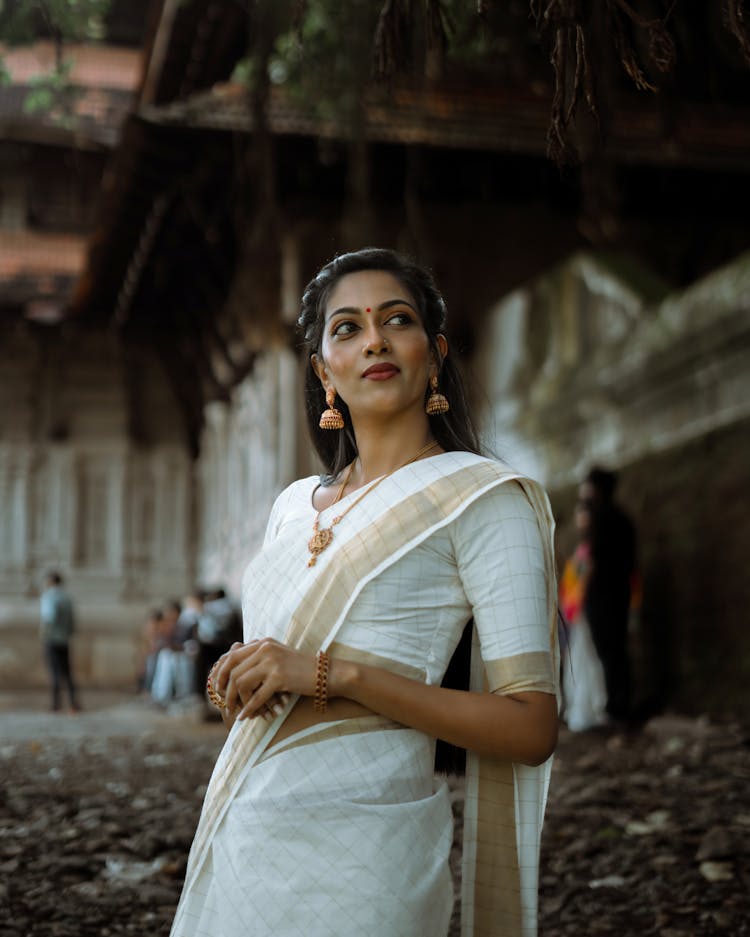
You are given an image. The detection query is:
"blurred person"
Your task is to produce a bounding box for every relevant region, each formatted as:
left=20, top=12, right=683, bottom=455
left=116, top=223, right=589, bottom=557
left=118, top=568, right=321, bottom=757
left=151, top=598, right=199, bottom=706
left=136, top=608, right=166, bottom=693
left=196, top=587, right=241, bottom=698
left=170, top=249, right=560, bottom=937
left=40, top=571, right=79, bottom=713
left=580, top=466, right=636, bottom=722
left=560, top=502, right=608, bottom=731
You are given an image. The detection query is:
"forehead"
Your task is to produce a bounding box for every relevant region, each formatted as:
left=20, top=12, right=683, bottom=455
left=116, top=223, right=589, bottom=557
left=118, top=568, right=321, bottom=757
left=325, top=269, right=415, bottom=314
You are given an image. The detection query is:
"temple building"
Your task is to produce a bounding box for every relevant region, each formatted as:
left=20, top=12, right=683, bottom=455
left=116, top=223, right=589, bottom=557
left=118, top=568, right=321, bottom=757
left=1, top=1, right=748, bottom=713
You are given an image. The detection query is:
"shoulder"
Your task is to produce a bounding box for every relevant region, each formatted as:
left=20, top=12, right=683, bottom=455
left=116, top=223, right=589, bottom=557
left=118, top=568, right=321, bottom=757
left=263, top=475, right=317, bottom=544
left=430, top=451, right=547, bottom=514
left=453, top=477, right=539, bottom=531
left=447, top=472, right=548, bottom=566
left=271, top=476, right=318, bottom=515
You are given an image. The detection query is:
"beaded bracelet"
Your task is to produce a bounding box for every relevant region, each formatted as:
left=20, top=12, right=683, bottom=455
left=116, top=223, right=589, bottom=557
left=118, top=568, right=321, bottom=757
left=206, top=662, right=226, bottom=710
left=313, top=651, right=330, bottom=713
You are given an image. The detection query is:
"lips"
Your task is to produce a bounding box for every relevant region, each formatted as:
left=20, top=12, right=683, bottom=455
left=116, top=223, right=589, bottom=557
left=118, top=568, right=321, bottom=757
left=361, top=363, right=400, bottom=379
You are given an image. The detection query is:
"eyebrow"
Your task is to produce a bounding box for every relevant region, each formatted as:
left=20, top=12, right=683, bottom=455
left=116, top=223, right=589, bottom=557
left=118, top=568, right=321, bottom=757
left=326, top=298, right=417, bottom=321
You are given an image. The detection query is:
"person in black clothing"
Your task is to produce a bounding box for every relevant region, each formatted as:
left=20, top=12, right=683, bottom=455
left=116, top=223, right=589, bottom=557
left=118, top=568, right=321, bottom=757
left=579, top=467, right=636, bottom=722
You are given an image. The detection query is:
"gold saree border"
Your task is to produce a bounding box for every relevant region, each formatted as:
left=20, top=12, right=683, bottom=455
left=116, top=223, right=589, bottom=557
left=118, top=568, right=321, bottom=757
left=485, top=651, right=557, bottom=697
left=259, top=713, right=405, bottom=763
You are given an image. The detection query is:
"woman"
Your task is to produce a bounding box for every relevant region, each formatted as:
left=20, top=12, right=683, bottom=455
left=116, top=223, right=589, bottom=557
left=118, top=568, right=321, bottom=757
left=170, top=248, right=559, bottom=937
left=560, top=502, right=608, bottom=732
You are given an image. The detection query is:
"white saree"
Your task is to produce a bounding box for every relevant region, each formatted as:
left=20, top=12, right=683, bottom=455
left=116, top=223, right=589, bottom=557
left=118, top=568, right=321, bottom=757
left=170, top=452, right=559, bottom=937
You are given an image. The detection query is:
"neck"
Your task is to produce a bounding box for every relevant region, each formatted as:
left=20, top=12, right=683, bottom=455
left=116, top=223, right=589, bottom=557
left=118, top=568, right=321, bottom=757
left=349, top=414, right=437, bottom=485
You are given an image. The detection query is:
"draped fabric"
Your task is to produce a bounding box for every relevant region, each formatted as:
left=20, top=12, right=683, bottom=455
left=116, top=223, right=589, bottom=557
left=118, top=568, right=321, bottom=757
left=170, top=452, right=559, bottom=937
left=560, top=544, right=608, bottom=732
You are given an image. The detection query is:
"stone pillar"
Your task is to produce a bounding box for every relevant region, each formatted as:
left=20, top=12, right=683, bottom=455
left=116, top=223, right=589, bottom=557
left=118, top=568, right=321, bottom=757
left=277, top=347, right=299, bottom=486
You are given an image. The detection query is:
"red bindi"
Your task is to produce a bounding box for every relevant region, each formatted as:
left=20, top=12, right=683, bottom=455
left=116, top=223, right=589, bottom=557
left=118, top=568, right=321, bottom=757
left=365, top=307, right=371, bottom=313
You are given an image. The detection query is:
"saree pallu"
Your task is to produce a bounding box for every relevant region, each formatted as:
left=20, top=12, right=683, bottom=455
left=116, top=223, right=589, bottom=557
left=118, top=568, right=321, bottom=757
left=170, top=452, right=559, bottom=937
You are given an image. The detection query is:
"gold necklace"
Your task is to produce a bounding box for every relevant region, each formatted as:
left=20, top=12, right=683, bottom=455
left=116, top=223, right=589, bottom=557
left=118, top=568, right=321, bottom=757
left=307, top=440, right=439, bottom=567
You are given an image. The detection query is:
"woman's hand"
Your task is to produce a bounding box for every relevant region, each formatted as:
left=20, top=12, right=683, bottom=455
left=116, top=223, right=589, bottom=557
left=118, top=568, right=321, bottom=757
left=212, top=639, right=317, bottom=722
left=208, top=643, right=284, bottom=725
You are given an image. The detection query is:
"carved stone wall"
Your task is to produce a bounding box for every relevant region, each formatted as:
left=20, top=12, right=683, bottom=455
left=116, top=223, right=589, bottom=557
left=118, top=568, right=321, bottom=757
left=195, top=347, right=308, bottom=600
left=479, top=250, right=750, bottom=714
left=0, top=323, right=193, bottom=687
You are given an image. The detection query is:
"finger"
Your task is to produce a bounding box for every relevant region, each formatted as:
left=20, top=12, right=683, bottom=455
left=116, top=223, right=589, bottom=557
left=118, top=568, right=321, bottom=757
left=216, top=641, right=259, bottom=697
left=237, top=679, right=280, bottom=721
left=226, top=657, right=269, bottom=715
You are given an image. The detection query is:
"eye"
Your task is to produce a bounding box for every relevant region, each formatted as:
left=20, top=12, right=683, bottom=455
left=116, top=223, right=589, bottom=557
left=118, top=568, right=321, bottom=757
left=385, top=311, right=414, bottom=326
left=331, top=319, right=360, bottom=337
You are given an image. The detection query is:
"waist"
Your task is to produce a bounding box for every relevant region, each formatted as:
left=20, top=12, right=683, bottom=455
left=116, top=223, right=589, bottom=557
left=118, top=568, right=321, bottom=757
left=270, top=696, right=375, bottom=749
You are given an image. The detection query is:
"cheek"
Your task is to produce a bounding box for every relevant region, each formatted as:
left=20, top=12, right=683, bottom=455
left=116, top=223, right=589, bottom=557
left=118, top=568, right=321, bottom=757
left=401, top=333, right=432, bottom=372
left=318, top=336, right=354, bottom=380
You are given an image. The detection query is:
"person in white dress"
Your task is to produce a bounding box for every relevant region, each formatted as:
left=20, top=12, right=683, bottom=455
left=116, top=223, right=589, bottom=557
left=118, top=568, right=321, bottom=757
left=560, top=502, right=608, bottom=732
left=170, top=248, right=560, bottom=937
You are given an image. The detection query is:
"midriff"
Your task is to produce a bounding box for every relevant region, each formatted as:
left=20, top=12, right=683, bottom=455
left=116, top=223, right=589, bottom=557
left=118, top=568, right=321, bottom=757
left=223, top=696, right=375, bottom=745
left=271, top=696, right=375, bottom=747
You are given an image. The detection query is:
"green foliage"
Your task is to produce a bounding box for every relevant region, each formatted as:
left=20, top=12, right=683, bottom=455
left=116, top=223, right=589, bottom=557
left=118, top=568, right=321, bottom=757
left=0, top=0, right=110, bottom=125
left=227, top=0, right=385, bottom=124
left=0, top=0, right=110, bottom=44
left=227, top=0, right=545, bottom=124
left=23, top=58, right=81, bottom=127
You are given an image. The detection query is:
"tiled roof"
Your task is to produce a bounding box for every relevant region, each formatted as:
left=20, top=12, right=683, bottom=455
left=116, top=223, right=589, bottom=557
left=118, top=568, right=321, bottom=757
left=143, top=83, right=553, bottom=156
left=141, top=82, right=750, bottom=170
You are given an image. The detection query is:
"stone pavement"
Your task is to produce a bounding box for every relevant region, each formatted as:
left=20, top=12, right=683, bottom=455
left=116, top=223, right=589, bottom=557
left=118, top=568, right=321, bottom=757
left=1, top=695, right=748, bottom=936
left=0, top=688, right=224, bottom=741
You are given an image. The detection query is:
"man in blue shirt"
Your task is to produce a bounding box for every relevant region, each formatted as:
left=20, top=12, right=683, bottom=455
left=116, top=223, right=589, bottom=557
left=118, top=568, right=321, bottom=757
left=40, top=571, right=80, bottom=712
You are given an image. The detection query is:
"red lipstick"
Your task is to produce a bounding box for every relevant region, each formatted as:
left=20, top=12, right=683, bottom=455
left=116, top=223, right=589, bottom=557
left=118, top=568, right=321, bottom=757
left=362, top=363, right=400, bottom=380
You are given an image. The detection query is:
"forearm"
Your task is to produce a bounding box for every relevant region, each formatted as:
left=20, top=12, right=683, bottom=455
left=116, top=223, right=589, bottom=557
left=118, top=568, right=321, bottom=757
left=329, top=659, right=558, bottom=766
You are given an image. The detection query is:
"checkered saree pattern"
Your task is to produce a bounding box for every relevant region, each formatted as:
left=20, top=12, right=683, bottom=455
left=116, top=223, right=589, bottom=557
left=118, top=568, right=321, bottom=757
left=170, top=453, right=558, bottom=937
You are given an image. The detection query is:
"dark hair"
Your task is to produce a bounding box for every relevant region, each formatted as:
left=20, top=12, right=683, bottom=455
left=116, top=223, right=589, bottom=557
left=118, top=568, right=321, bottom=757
left=586, top=466, right=618, bottom=501
left=298, top=247, right=482, bottom=482
left=46, top=571, right=63, bottom=586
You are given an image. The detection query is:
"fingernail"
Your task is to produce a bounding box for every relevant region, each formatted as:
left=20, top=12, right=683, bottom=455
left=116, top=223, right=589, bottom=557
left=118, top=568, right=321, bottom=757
left=280, top=694, right=291, bottom=705
left=273, top=703, right=283, bottom=716
left=262, top=711, right=273, bottom=722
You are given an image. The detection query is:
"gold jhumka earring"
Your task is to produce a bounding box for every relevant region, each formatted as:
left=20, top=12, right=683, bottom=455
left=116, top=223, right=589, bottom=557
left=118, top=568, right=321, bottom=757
left=425, top=375, right=449, bottom=415
left=319, top=387, right=345, bottom=430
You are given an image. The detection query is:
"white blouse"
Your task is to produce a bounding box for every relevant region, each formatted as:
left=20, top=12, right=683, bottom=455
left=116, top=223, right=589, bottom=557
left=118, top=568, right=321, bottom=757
left=254, top=467, right=550, bottom=689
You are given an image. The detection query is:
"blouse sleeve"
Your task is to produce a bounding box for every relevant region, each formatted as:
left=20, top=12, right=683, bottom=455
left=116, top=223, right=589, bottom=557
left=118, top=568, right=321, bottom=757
left=261, top=483, right=294, bottom=548
left=452, top=480, right=556, bottom=696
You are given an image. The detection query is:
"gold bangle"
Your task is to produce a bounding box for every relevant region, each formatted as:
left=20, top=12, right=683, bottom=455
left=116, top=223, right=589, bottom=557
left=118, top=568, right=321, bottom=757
left=206, top=662, right=226, bottom=710
left=313, top=651, right=330, bottom=713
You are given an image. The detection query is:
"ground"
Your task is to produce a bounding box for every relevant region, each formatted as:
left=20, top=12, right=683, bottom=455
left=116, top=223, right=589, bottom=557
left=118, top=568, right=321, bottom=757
left=0, top=691, right=747, bottom=936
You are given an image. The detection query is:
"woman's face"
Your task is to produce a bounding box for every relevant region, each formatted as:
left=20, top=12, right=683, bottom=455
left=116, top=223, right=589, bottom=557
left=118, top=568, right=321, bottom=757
left=312, top=270, right=446, bottom=423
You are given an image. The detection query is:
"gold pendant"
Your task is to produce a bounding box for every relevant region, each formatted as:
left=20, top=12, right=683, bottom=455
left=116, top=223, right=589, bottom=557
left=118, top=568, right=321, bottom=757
left=307, top=526, right=334, bottom=567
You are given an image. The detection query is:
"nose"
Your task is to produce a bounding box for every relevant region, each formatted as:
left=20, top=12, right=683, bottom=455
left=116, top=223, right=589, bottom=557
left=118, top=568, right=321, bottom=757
left=362, top=325, right=390, bottom=355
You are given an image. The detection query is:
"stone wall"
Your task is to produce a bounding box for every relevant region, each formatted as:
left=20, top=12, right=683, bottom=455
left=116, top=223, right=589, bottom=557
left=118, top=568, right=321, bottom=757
left=479, top=250, right=750, bottom=716
left=0, top=323, right=193, bottom=687
left=195, top=347, right=309, bottom=601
